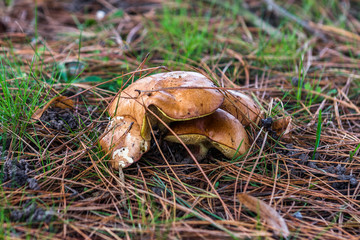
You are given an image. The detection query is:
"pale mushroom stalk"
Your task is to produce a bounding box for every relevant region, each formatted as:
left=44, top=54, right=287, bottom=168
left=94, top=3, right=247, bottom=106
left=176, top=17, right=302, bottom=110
left=118, top=167, right=125, bottom=186
left=100, top=116, right=150, bottom=184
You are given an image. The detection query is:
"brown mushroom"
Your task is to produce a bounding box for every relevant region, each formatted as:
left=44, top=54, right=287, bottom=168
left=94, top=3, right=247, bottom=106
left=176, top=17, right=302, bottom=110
left=164, top=109, right=250, bottom=160
left=109, top=71, right=224, bottom=122
left=101, top=71, right=224, bottom=170
left=221, top=90, right=261, bottom=126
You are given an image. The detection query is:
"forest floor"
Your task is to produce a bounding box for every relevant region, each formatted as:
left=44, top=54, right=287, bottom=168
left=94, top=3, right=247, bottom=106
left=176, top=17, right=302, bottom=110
left=1, top=0, right=360, bottom=239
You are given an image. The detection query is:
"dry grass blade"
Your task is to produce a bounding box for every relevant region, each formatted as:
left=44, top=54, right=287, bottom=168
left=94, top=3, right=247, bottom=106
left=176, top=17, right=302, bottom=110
left=237, top=193, right=289, bottom=238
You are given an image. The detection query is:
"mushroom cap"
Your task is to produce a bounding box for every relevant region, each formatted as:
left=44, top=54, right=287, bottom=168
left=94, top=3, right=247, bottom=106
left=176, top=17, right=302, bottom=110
left=100, top=116, right=150, bottom=169
left=108, top=71, right=224, bottom=139
left=164, top=109, right=250, bottom=159
left=221, top=90, right=261, bottom=126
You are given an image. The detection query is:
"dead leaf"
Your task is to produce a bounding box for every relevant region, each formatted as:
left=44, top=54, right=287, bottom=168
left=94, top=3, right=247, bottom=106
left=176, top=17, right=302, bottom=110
left=273, top=116, right=292, bottom=137
left=31, top=96, right=74, bottom=122
left=238, top=193, right=289, bottom=238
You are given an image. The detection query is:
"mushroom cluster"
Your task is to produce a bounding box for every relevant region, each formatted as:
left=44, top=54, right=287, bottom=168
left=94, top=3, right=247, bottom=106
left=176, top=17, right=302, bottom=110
left=100, top=71, right=260, bottom=171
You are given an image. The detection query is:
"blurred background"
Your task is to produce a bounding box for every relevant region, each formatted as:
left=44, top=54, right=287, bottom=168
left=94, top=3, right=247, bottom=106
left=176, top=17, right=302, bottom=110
left=1, top=0, right=359, bottom=85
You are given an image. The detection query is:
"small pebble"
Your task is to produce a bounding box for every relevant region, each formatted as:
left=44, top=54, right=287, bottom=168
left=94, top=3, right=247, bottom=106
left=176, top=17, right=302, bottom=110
left=293, top=211, right=303, bottom=220
left=350, top=177, right=358, bottom=186
left=96, top=10, right=106, bottom=20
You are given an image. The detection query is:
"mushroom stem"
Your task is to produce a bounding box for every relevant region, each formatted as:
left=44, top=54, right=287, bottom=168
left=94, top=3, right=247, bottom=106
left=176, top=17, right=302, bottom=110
left=100, top=116, right=150, bottom=170
left=118, top=167, right=125, bottom=186
left=192, top=142, right=210, bottom=160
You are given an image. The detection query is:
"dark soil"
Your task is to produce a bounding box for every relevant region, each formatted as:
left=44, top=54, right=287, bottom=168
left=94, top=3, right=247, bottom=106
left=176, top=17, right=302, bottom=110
left=39, top=107, right=81, bottom=132
left=1, top=159, right=39, bottom=190
left=258, top=117, right=358, bottom=192
left=278, top=143, right=358, bottom=191
left=261, top=117, right=280, bottom=140
left=327, top=164, right=358, bottom=190
left=10, top=201, right=55, bottom=223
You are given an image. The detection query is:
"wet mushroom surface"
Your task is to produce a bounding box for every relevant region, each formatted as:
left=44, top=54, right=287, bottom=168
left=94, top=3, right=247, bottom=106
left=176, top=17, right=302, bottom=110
left=164, top=108, right=250, bottom=160
left=100, top=71, right=258, bottom=171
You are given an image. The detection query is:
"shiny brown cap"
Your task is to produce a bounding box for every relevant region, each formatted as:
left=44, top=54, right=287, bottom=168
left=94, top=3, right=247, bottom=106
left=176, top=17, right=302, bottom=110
left=108, top=71, right=224, bottom=135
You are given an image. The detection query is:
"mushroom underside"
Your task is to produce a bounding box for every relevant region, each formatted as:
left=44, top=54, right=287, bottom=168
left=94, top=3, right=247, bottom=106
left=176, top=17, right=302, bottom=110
left=164, top=109, right=250, bottom=159
left=164, top=133, right=248, bottom=160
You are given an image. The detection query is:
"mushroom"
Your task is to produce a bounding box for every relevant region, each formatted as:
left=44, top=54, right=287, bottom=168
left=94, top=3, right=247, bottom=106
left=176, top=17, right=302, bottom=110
left=164, top=109, right=250, bottom=160
left=100, top=71, right=224, bottom=170
left=221, top=90, right=262, bottom=126
left=100, top=116, right=149, bottom=169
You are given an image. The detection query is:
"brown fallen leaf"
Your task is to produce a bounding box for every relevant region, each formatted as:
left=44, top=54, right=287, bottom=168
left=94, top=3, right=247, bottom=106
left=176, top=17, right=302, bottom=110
left=272, top=116, right=292, bottom=138
left=31, top=96, right=74, bottom=122
left=238, top=193, right=289, bottom=238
